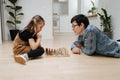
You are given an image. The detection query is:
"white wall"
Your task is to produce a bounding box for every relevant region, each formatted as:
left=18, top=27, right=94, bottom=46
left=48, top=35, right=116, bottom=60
left=53, top=0, right=70, bottom=32
left=69, top=0, right=78, bottom=20
left=80, top=0, right=100, bottom=29
left=54, top=1, right=68, bottom=15
left=0, top=22, right=2, bottom=44
left=53, top=0, right=78, bottom=32
left=81, top=0, right=99, bottom=15
left=81, top=0, right=120, bottom=40
left=0, top=0, right=1, bottom=44
left=4, top=0, right=53, bottom=40
left=99, top=0, right=120, bottom=40
left=0, top=7, right=1, bottom=44
left=106, top=0, right=120, bottom=40
left=59, top=15, right=69, bottom=32
left=78, top=0, right=81, bottom=14
left=3, top=0, right=120, bottom=40
left=68, top=0, right=78, bottom=32
left=54, top=1, right=60, bottom=15
left=0, top=0, right=4, bottom=44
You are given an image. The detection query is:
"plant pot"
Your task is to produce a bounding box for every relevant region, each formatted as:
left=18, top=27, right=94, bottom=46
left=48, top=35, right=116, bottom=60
left=9, top=29, right=19, bottom=41
left=104, top=31, right=112, bottom=39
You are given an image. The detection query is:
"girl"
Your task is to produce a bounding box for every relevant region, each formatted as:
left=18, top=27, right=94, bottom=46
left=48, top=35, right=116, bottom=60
left=13, top=15, right=45, bottom=65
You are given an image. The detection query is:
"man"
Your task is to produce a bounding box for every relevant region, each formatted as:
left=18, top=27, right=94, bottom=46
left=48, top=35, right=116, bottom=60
left=71, top=14, right=120, bottom=57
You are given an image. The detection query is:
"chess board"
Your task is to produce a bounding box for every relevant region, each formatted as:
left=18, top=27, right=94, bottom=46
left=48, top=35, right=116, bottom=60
left=45, top=47, right=69, bottom=57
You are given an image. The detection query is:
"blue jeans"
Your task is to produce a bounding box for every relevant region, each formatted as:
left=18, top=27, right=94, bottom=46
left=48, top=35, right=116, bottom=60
left=27, top=47, right=44, bottom=58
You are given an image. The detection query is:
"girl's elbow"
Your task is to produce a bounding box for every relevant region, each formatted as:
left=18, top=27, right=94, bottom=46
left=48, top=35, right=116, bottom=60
left=31, top=47, right=36, bottom=50
left=31, top=46, right=38, bottom=50
left=30, top=43, right=40, bottom=50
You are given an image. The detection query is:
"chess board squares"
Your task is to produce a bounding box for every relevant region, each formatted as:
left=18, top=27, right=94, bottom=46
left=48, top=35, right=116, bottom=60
left=45, top=47, right=69, bottom=57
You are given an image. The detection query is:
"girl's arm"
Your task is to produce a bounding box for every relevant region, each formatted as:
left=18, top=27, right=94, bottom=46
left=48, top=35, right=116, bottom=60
left=28, top=33, right=41, bottom=50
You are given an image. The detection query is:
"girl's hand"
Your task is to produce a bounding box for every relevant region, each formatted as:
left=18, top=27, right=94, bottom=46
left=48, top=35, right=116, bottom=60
left=36, top=33, right=42, bottom=46
left=37, top=33, right=42, bottom=39
left=29, top=33, right=42, bottom=50
left=72, top=48, right=81, bottom=54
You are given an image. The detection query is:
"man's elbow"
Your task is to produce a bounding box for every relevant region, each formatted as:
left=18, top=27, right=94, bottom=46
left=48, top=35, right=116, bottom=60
left=84, top=52, right=93, bottom=56
left=82, top=50, right=95, bottom=56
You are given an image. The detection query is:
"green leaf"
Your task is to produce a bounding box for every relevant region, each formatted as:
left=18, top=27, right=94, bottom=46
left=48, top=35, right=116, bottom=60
left=15, top=6, right=22, bottom=11
left=88, top=10, right=93, bottom=13
left=98, top=8, right=112, bottom=32
left=101, top=8, right=108, bottom=19
left=9, top=12, right=15, bottom=19
left=91, top=1, right=95, bottom=7
left=6, top=0, right=24, bottom=29
left=7, top=20, right=15, bottom=25
left=88, top=1, right=97, bottom=14
left=15, top=20, right=21, bottom=24
left=6, top=5, right=14, bottom=9
left=97, top=13, right=102, bottom=17
left=17, top=13, right=24, bottom=15
left=8, top=0, right=17, bottom=5
left=92, top=7, right=97, bottom=10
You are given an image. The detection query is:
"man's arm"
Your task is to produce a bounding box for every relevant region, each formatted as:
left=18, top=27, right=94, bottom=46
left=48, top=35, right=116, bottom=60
left=71, top=35, right=83, bottom=50
left=81, top=31, right=96, bottom=55
left=71, top=35, right=83, bottom=54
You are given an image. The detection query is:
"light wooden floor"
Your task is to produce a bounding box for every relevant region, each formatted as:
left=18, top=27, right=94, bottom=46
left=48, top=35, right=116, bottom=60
left=0, top=32, right=120, bottom=80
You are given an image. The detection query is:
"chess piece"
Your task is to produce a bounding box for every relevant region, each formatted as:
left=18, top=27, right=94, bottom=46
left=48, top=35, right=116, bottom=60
left=50, top=48, right=53, bottom=55
left=53, top=49, right=56, bottom=55
left=59, top=48, right=63, bottom=55
left=46, top=48, right=48, bottom=55
left=48, top=48, right=51, bottom=55
left=45, top=47, right=69, bottom=57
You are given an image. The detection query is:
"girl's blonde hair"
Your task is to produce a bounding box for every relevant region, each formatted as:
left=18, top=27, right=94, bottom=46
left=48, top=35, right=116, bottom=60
left=25, top=15, right=45, bottom=33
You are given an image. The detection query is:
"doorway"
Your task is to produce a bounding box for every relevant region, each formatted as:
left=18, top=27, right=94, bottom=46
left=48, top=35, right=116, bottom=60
left=53, top=0, right=69, bottom=34
left=53, top=0, right=79, bottom=36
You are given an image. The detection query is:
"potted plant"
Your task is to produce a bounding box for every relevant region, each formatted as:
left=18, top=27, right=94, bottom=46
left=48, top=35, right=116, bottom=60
left=5, top=0, right=24, bottom=40
left=97, top=8, right=112, bottom=38
left=88, top=0, right=97, bottom=15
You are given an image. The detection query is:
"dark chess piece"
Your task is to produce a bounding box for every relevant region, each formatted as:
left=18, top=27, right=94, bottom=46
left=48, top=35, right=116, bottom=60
left=46, top=48, right=48, bottom=55
left=50, top=49, right=53, bottom=55
left=117, top=39, right=120, bottom=42
left=48, top=48, right=51, bottom=55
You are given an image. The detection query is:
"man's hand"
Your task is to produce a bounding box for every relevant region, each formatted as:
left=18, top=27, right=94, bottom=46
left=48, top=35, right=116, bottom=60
left=72, top=48, right=81, bottom=54
left=74, top=41, right=82, bottom=48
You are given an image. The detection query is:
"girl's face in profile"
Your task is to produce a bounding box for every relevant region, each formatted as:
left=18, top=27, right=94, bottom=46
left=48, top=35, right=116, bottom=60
left=36, top=21, right=45, bottom=33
